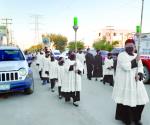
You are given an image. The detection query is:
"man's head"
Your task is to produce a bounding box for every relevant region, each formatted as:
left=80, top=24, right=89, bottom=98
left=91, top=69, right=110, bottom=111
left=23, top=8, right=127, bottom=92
left=69, top=53, right=76, bottom=60
left=107, top=53, right=112, bottom=59
left=124, top=39, right=136, bottom=55
left=58, top=57, right=64, bottom=65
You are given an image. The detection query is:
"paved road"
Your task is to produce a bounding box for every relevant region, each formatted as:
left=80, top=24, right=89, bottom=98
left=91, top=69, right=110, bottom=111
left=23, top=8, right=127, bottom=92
left=0, top=62, right=150, bottom=125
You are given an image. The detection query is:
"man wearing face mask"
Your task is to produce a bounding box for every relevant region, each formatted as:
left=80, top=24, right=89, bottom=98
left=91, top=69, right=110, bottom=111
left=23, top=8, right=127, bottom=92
left=41, top=53, right=50, bottom=85
left=57, top=57, right=65, bottom=99
left=112, top=39, right=149, bottom=125
left=62, top=53, right=83, bottom=107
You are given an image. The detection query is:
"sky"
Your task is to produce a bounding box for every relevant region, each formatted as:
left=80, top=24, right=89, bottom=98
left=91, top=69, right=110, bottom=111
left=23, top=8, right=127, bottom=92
left=0, top=0, right=150, bottom=50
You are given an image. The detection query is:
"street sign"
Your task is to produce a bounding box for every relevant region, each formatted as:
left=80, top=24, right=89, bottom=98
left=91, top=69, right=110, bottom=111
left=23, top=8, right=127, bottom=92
left=42, top=37, right=51, bottom=47
left=134, top=33, right=150, bottom=55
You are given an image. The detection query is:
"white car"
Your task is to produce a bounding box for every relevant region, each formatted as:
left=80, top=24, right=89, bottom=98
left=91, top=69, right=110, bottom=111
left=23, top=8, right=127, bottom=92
left=51, top=50, right=61, bottom=60
left=0, top=46, right=34, bottom=94
left=61, top=50, right=69, bottom=59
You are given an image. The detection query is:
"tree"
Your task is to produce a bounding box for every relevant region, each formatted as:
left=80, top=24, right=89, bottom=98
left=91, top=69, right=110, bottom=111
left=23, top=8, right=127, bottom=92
left=45, top=34, right=68, bottom=52
left=25, top=44, right=43, bottom=53
left=93, top=38, right=119, bottom=51
left=68, top=41, right=85, bottom=51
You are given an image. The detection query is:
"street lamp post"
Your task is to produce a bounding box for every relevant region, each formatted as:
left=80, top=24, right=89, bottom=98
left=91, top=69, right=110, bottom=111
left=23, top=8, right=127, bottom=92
left=140, top=0, right=144, bottom=32
left=137, top=0, right=144, bottom=56
left=73, top=17, right=79, bottom=96
left=136, top=0, right=144, bottom=83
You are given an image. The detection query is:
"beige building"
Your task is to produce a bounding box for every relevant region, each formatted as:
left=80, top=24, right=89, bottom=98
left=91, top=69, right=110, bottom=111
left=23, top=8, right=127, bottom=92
left=99, top=26, right=135, bottom=47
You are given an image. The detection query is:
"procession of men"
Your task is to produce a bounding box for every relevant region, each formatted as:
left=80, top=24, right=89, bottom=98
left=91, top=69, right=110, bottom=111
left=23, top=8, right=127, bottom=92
left=34, top=39, right=149, bottom=125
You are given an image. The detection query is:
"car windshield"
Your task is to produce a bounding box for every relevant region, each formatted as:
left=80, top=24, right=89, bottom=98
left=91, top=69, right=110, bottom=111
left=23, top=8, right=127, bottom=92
left=111, top=48, right=125, bottom=53
left=0, top=50, right=25, bottom=61
left=100, top=51, right=108, bottom=55
left=53, top=52, right=60, bottom=55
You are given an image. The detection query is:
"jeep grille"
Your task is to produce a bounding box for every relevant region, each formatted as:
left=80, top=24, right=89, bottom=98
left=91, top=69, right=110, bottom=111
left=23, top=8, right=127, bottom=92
left=0, top=72, right=19, bottom=82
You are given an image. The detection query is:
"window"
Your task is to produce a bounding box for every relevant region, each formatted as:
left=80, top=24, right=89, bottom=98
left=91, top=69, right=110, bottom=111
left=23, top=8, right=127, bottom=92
left=0, top=50, right=25, bottom=61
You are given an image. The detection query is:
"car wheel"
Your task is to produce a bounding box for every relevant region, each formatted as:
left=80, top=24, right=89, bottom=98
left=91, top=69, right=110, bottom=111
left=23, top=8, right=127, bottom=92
left=24, top=78, right=34, bottom=94
left=143, top=66, right=150, bottom=84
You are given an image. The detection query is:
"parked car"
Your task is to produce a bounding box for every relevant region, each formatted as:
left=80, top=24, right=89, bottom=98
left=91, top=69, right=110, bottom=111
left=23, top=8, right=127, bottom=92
left=99, top=50, right=109, bottom=62
left=111, top=47, right=125, bottom=59
left=0, top=45, right=34, bottom=94
left=61, top=50, right=69, bottom=59
left=51, top=50, right=61, bottom=60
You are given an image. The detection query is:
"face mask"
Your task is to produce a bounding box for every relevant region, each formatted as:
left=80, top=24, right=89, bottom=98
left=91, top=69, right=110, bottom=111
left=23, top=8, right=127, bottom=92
left=58, top=61, right=64, bottom=65
left=125, top=47, right=134, bottom=55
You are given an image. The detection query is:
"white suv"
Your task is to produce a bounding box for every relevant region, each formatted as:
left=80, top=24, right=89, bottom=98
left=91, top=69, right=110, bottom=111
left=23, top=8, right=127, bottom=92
left=0, top=46, right=34, bottom=94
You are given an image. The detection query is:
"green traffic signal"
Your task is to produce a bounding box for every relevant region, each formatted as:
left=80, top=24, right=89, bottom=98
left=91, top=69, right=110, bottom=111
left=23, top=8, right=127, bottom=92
left=74, top=17, right=78, bottom=26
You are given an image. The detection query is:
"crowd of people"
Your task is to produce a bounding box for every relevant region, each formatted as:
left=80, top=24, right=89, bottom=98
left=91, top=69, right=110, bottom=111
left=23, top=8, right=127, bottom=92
left=33, top=38, right=149, bottom=125
left=35, top=50, right=83, bottom=107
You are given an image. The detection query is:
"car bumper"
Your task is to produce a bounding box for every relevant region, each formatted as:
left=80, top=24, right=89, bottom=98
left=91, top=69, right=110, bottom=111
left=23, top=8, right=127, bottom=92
left=0, top=77, right=33, bottom=93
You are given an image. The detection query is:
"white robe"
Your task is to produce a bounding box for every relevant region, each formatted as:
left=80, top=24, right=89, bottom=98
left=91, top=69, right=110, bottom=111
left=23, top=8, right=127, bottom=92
left=61, top=59, right=83, bottom=92
left=36, top=53, right=44, bottom=71
left=48, top=60, right=58, bottom=79
left=57, top=64, right=66, bottom=87
left=112, top=52, right=149, bottom=107
left=76, top=53, right=85, bottom=66
left=41, top=57, right=50, bottom=78
left=103, top=58, right=114, bottom=75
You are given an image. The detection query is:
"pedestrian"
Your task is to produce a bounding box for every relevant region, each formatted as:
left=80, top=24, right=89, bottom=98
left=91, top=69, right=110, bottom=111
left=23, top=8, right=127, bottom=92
left=103, top=53, right=114, bottom=86
left=36, top=51, right=44, bottom=80
left=49, top=56, right=58, bottom=92
left=62, top=53, right=83, bottom=107
left=41, top=53, right=50, bottom=85
left=93, top=50, right=103, bottom=81
left=57, top=57, right=65, bottom=99
left=85, top=48, right=94, bottom=80
left=76, top=48, right=85, bottom=74
left=113, top=53, right=119, bottom=74
left=112, top=39, right=149, bottom=125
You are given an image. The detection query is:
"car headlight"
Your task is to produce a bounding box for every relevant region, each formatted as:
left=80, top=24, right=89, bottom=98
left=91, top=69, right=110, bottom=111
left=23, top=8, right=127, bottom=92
left=19, top=68, right=27, bottom=76
left=26, top=69, right=33, bottom=78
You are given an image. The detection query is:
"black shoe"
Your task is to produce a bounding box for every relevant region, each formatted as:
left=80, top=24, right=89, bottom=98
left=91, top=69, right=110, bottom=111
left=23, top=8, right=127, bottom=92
left=134, top=121, right=142, bottom=125
left=51, top=89, right=55, bottom=92
left=95, top=78, right=97, bottom=81
left=73, top=102, right=79, bottom=107
left=59, top=95, right=62, bottom=99
left=100, top=79, right=103, bottom=82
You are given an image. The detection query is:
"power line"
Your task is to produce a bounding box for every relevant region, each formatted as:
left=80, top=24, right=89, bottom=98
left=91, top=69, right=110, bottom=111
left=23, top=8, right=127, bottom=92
left=30, top=14, right=43, bottom=45
left=0, top=18, right=12, bottom=45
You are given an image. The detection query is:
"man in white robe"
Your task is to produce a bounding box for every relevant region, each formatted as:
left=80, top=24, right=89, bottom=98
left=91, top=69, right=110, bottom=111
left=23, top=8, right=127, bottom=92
left=103, top=53, right=114, bottom=86
left=112, top=39, right=149, bottom=125
left=41, top=53, right=50, bottom=85
left=48, top=56, right=58, bottom=92
left=36, top=51, right=44, bottom=80
left=62, top=53, right=83, bottom=107
left=76, top=49, right=85, bottom=74
left=57, top=57, right=65, bottom=99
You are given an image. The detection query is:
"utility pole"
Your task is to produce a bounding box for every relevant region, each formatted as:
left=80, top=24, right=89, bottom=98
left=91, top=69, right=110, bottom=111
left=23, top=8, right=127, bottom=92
left=1, top=18, right=12, bottom=45
left=31, top=15, right=42, bottom=45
